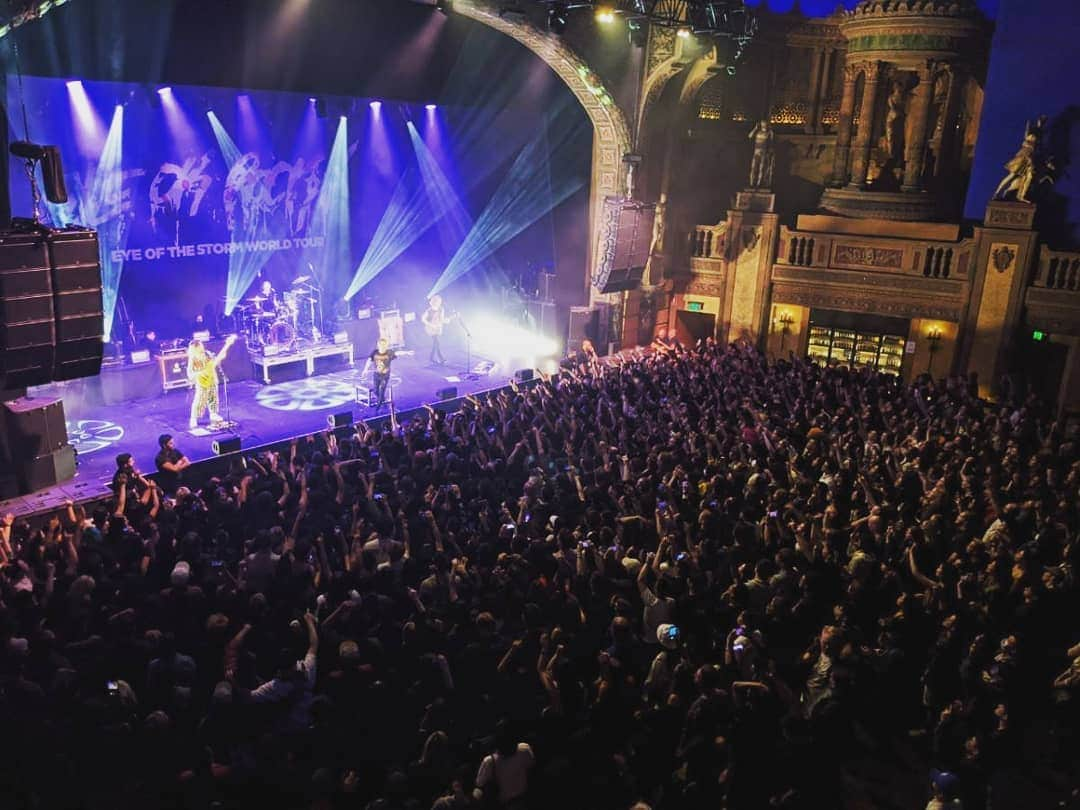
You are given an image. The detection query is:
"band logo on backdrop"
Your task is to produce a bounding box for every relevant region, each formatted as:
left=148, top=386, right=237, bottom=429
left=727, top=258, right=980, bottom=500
left=106, top=152, right=327, bottom=264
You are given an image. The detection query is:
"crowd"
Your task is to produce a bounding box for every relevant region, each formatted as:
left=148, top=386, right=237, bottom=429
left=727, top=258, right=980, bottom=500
left=1, top=338, right=1078, bottom=810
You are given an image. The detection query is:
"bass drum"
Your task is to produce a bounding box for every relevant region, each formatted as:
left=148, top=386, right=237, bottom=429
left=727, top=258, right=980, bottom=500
left=268, top=319, right=295, bottom=347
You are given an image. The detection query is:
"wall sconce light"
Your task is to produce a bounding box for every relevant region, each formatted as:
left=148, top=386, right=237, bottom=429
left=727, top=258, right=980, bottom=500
left=926, top=326, right=943, bottom=375
left=776, top=311, right=795, bottom=351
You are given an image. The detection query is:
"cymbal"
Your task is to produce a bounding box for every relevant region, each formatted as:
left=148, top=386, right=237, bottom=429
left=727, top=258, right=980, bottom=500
left=247, top=295, right=267, bottom=303
left=292, top=276, right=310, bottom=285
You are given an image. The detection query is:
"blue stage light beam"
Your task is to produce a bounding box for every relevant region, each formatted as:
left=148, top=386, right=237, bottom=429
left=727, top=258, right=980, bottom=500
left=300, top=115, right=350, bottom=302
left=87, top=105, right=126, bottom=337
left=344, top=131, right=471, bottom=301
left=206, top=111, right=241, bottom=166
left=406, top=120, right=486, bottom=270
left=344, top=166, right=424, bottom=300
left=429, top=112, right=588, bottom=297
left=210, top=111, right=279, bottom=317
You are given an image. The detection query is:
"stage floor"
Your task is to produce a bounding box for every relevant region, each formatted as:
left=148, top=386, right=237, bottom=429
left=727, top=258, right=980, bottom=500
left=2, top=346, right=501, bottom=518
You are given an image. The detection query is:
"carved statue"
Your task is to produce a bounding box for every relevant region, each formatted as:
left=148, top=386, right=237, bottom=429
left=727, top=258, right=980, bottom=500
left=883, top=81, right=907, bottom=161
left=993, top=115, right=1050, bottom=203
left=748, top=120, right=775, bottom=189
left=651, top=192, right=667, bottom=253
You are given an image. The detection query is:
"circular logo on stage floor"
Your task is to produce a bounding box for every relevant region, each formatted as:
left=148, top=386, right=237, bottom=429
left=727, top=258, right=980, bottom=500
left=67, top=419, right=125, bottom=455
left=255, top=378, right=359, bottom=412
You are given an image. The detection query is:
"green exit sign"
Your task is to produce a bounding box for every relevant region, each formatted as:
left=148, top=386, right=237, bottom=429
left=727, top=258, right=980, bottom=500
left=686, top=301, right=704, bottom=312
left=1032, top=330, right=1047, bottom=341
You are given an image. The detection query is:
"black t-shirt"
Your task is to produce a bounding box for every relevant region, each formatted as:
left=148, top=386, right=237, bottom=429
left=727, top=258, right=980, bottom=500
left=370, top=348, right=396, bottom=375
left=155, top=447, right=184, bottom=493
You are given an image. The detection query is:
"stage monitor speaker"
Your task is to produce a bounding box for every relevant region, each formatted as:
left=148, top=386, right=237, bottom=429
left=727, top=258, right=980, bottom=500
left=47, top=230, right=103, bottom=382
left=594, top=197, right=655, bottom=294
left=514, top=368, right=534, bottom=383
left=328, top=411, right=353, bottom=428
left=20, top=445, right=76, bottom=492
left=0, top=233, right=56, bottom=389
left=436, top=386, right=457, bottom=401
left=212, top=436, right=242, bottom=455
left=3, top=396, right=68, bottom=456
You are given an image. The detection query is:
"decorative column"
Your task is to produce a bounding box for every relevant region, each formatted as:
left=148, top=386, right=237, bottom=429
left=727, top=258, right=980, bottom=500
left=804, top=47, right=825, bottom=135
left=902, top=60, right=935, bottom=192
left=934, top=65, right=964, bottom=178
left=847, top=60, right=882, bottom=189
left=830, top=60, right=861, bottom=186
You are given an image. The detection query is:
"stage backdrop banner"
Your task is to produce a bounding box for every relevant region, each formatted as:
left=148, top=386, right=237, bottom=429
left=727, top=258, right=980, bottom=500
left=6, top=76, right=345, bottom=337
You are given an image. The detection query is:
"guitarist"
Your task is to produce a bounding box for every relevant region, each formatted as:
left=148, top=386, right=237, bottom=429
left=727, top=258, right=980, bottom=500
left=187, top=335, right=237, bottom=429
left=420, top=294, right=448, bottom=366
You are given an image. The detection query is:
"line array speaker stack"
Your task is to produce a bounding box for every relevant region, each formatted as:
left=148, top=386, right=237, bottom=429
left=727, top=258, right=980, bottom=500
left=0, top=228, right=102, bottom=390
left=593, top=197, right=655, bottom=294
left=48, top=230, right=105, bottom=381
left=0, top=227, right=103, bottom=496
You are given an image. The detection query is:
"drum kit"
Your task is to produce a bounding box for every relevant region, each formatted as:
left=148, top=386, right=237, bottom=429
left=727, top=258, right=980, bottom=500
left=232, top=276, right=321, bottom=349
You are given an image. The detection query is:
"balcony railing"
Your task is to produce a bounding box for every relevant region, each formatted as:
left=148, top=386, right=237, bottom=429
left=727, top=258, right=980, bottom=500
left=1033, top=246, right=1080, bottom=292
left=688, top=224, right=727, bottom=259
left=775, top=225, right=972, bottom=280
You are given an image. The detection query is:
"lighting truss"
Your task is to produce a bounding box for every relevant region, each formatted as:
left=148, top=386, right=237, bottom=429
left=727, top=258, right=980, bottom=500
left=0, top=0, right=74, bottom=40
left=536, top=1, right=755, bottom=41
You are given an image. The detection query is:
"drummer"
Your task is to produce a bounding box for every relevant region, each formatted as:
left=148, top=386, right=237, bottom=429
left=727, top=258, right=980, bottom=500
left=253, top=278, right=277, bottom=315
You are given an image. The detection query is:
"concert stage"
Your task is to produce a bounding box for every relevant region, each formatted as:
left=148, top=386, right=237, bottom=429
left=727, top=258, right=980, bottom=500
left=1, top=343, right=505, bottom=519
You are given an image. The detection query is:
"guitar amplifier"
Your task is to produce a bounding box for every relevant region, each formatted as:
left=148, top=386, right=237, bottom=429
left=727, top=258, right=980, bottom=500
left=158, top=348, right=191, bottom=392
left=378, top=309, right=405, bottom=349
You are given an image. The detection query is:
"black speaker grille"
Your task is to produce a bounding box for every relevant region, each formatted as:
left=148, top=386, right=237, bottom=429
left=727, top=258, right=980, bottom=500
left=0, top=228, right=103, bottom=389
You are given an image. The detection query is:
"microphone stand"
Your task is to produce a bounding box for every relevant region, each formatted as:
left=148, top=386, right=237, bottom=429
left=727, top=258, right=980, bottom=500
left=459, top=318, right=478, bottom=380
left=219, top=366, right=237, bottom=433
left=218, top=339, right=238, bottom=433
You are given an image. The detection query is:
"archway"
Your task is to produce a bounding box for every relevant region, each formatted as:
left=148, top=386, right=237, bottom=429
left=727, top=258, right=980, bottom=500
left=453, top=1, right=633, bottom=292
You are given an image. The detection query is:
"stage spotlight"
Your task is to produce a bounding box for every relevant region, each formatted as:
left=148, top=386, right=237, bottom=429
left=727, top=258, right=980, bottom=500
left=676, top=26, right=691, bottom=38
left=66, top=79, right=81, bottom=88
left=425, top=103, right=437, bottom=111
left=595, top=6, right=615, bottom=24
left=547, top=3, right=567, bottom=33
left=157, top=86, right=172, bottom=95
left=370, top=100, right=382, bottom=110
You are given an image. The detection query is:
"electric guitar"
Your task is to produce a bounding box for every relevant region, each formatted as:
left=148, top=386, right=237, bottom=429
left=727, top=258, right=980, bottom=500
left=189, top=334, right=238, bottom=389
left=422, top=309, right=459, bottom=337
